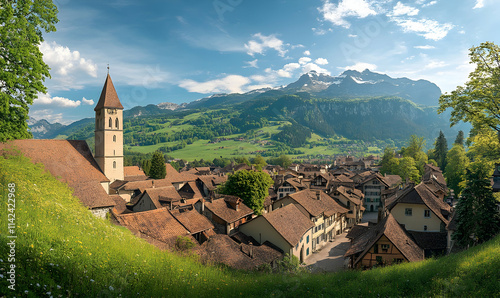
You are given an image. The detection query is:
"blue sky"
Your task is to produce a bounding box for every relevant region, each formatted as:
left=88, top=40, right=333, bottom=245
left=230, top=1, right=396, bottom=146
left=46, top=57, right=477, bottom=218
left=30, top=0, right=499, bottom=124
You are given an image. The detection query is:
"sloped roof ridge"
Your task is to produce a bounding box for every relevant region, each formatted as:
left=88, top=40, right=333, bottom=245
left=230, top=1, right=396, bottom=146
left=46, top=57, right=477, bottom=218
left=94, top=74, right=124, bottom=110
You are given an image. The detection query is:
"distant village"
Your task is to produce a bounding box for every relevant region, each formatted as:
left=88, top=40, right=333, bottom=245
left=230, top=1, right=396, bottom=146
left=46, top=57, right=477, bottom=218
left=2, top=74, right=477, bottom=272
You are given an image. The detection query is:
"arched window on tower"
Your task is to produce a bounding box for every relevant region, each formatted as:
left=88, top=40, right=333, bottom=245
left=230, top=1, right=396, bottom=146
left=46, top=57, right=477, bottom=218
left=113, top=161, right=116, bottom=169
left=115, top=118, right=119, bottom=129
left=113, top=135, right=116, bottom=142
left=109, top=118, right=112, bottom=128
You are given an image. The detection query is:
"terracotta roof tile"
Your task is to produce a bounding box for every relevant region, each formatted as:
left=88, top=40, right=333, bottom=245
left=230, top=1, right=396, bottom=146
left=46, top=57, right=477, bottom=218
left=115, top=208, right=194, bottom=247
left=171, top=209, right=214, bottom=234
left=196, top=234, right=282, bottom=270
left=334, top=186, right=364, bottom=206
left=261, top=204, right=314, bottom=246
left=204, top=196, right=254, bottom=223
left=287, top=190, right=348, bottom=218
left=345, top=214, right=424, bottom=265
left=94, top=74, right=124, bottom=110
left=124, top=166, right=146, bottom=177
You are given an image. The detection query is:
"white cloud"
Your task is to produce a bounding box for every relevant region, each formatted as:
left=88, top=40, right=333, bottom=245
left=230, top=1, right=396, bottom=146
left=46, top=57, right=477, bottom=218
left=302, top=63, right=331, bottom=75
left=34, top=93, right=81, bottom=107
left=391, top=2, right=419, bottom=16
left=392, top=18, right=454, bottom=41
left=312, top=27, right=330, bottom=35
left=276, top=63, right=301, bottom=78
left=298, top=57, right=312, bottom=65
left=348, top=34, right=358, bottom=38
left=303, top=50, right=311, bottom=56
left=82, top=97, right=94, bottom=105
left=314, top=58, right=329, bottom=65
left=414, top=45, right=435, bottom=50
left=319, top=0, right=378, bottom=28
left=473, top=0, right=484, bottom=9
left=342, top=62, right=378, bottom=72
left=40, top=41, right=97, bottom=78
left=39, top=41, right=98, bottom=90
left=244, top=33, right=287, bottom=57
left=179, top=75, right=251, bottom=94
left=244, top=59, right=259, bottom=68
left=425, top=60, right=447, bottom=69
left=422, top=1, right=437, bottom=7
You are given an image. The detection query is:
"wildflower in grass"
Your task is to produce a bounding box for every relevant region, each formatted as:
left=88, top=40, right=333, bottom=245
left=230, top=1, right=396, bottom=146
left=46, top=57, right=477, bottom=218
left=25, top=291, right=28, bottom=294
left=109, top=286, right=114, bottom=291
left=57, top=285, right=61, bottom=289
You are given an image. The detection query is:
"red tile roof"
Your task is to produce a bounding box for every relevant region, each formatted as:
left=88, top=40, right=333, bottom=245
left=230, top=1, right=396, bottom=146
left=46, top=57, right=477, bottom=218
left=94, top=74, right=124, bottom=110
left=196, top=234, right=282, bottom=270
left=287, top=190, right=348, bottom=218
left=334, top=186, right=364, bottom=206
left=260, top=204, right=314, bottom=246
left=345, top=214, right=424, bottom=265
left=171, top=209, right=214, bottom=234
left=124, top=166, right=146, bottom=177
left=114, top=208, right=193, bottom=247
left=0, top=140, right=115, bottom=209
left=204, top=196, right=254, bottom=224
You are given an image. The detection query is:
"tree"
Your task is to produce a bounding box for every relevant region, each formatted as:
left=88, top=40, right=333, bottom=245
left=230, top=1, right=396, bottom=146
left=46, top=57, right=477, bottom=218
left=149, top=151, right=166, bottom=179
left=397, top=157, right=421, bottom=184
left=439, top=42, right=500, bottom=142
left=0, top=0, right=59, bottom=142
left=267, top=155, right=292, bottom=169
left=251, top=155, right=267, bottom=170
left=433, top=131, right=448, bottom=171
left=453, top=161, right=500, bottom=247
left=454, top=130, right=465, bottom=147
left=444, top=145, right=469, bottom=196
left=220, top=169, right=273, bottom=215
left=141, top=159, right=151, bottom=176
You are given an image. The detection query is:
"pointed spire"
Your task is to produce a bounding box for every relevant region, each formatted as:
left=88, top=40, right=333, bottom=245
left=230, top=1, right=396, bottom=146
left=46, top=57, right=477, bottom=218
left=94, top=74, right=124, bottom=111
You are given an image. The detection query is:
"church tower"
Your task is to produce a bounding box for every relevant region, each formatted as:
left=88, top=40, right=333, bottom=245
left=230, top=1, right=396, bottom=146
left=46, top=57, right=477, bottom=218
left=94, top=74, right=124, bottom=182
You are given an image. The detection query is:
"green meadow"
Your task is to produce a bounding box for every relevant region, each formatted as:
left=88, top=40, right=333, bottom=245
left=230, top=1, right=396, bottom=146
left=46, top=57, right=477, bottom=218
left=1, top=153, right=499, bottom=297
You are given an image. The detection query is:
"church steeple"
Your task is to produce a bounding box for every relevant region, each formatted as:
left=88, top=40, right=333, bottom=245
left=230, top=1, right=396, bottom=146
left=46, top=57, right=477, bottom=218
left=94, top=73, right=124, bottom=183
left=94, top=74, right=124, bottom=111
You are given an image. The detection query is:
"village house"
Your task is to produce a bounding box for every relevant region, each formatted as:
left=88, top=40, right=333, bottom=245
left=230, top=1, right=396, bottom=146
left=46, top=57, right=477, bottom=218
left=385, top=182, right=453, bottom=256
left=129, top=185, right=182, bottom=212
left=239, top=204, right=314, bottom=262
left=272, top=189, right=349, bottom=251
left=202, top=195, right=254, bottom=235
left=197, top=233, right=282, bottom=270
left=357, top=173, right=390, bottom=212
left=422, top=163, right=448, bottom=200
left=196, top=175, right=227, bottom=198
left=330, top=186, right=365, bottom=228
left=276, top=178, right=308, bottom=200
left=170, top=208, right=215, bottom=244
left=112, top=208, right=196, bottom=250
left=344, top=213, right=424, bottom=269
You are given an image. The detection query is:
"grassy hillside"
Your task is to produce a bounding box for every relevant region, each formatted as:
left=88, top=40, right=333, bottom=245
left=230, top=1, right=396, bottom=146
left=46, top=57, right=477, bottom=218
left=1, top=153, right=499, bottom=297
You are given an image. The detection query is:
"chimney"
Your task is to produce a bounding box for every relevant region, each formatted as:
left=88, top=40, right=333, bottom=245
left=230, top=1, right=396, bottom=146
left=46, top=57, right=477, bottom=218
left=152, top=180, right=155, bottom=188
left=316, top=191, right=321, bottom=200
left=249, top=242, right=254, bottom=258
left=201, top=198, right=205, bottom=212
left=235, top=200, right=239, bottom=211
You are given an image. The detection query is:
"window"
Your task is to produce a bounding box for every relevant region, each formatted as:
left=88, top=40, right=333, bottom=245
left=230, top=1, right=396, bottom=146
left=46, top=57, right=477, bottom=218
left=376, top=256, right=383, bottom=264
left=405, top=208, right=412, bottom=216
left=109, top=118, right=112, bottom=128
left=113, top=161, right=116, bottom=169
left=316, top=237, right=320, bottom=245
left=113, top=135, right=116, bottom=142
left=306, top=235, right=309, bottom=244
left=306, top=248, right=309, bottom=256
left=115, top=118, right=119, bottom=129
left=373, top=244, right=378, bottom=253
left=424, top=225, right=428, bottom=231
left=424, top=209, right=431, bottom=218
left=381, top=244, right=390, bottom=252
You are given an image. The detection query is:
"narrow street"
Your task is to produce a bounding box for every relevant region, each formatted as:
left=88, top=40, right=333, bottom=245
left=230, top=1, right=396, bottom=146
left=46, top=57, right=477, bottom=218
left=304, top=212, right=379, bottom=273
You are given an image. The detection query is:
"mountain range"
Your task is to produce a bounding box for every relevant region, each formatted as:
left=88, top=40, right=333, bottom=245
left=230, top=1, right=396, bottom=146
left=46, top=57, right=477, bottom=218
left=29, top=69, right=465, bottom=144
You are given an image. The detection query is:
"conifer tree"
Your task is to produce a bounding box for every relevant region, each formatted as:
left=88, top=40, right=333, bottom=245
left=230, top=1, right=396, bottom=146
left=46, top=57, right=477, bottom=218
left=453, top=162, right=500, bottom=246
left=434, top=130, right=448, bottom=171
left=149, top=151, right=166, bottom=179
left=454, top=130, right=465, bottom=147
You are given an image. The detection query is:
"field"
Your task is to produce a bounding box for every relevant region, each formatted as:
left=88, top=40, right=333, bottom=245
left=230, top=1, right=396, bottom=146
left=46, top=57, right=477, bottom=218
left=1, top=153, right=499, bottom=297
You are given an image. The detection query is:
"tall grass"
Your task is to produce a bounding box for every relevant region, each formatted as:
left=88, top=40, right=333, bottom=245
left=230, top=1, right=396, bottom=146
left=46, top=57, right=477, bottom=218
left=1, top=153, right=499, bottom=297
